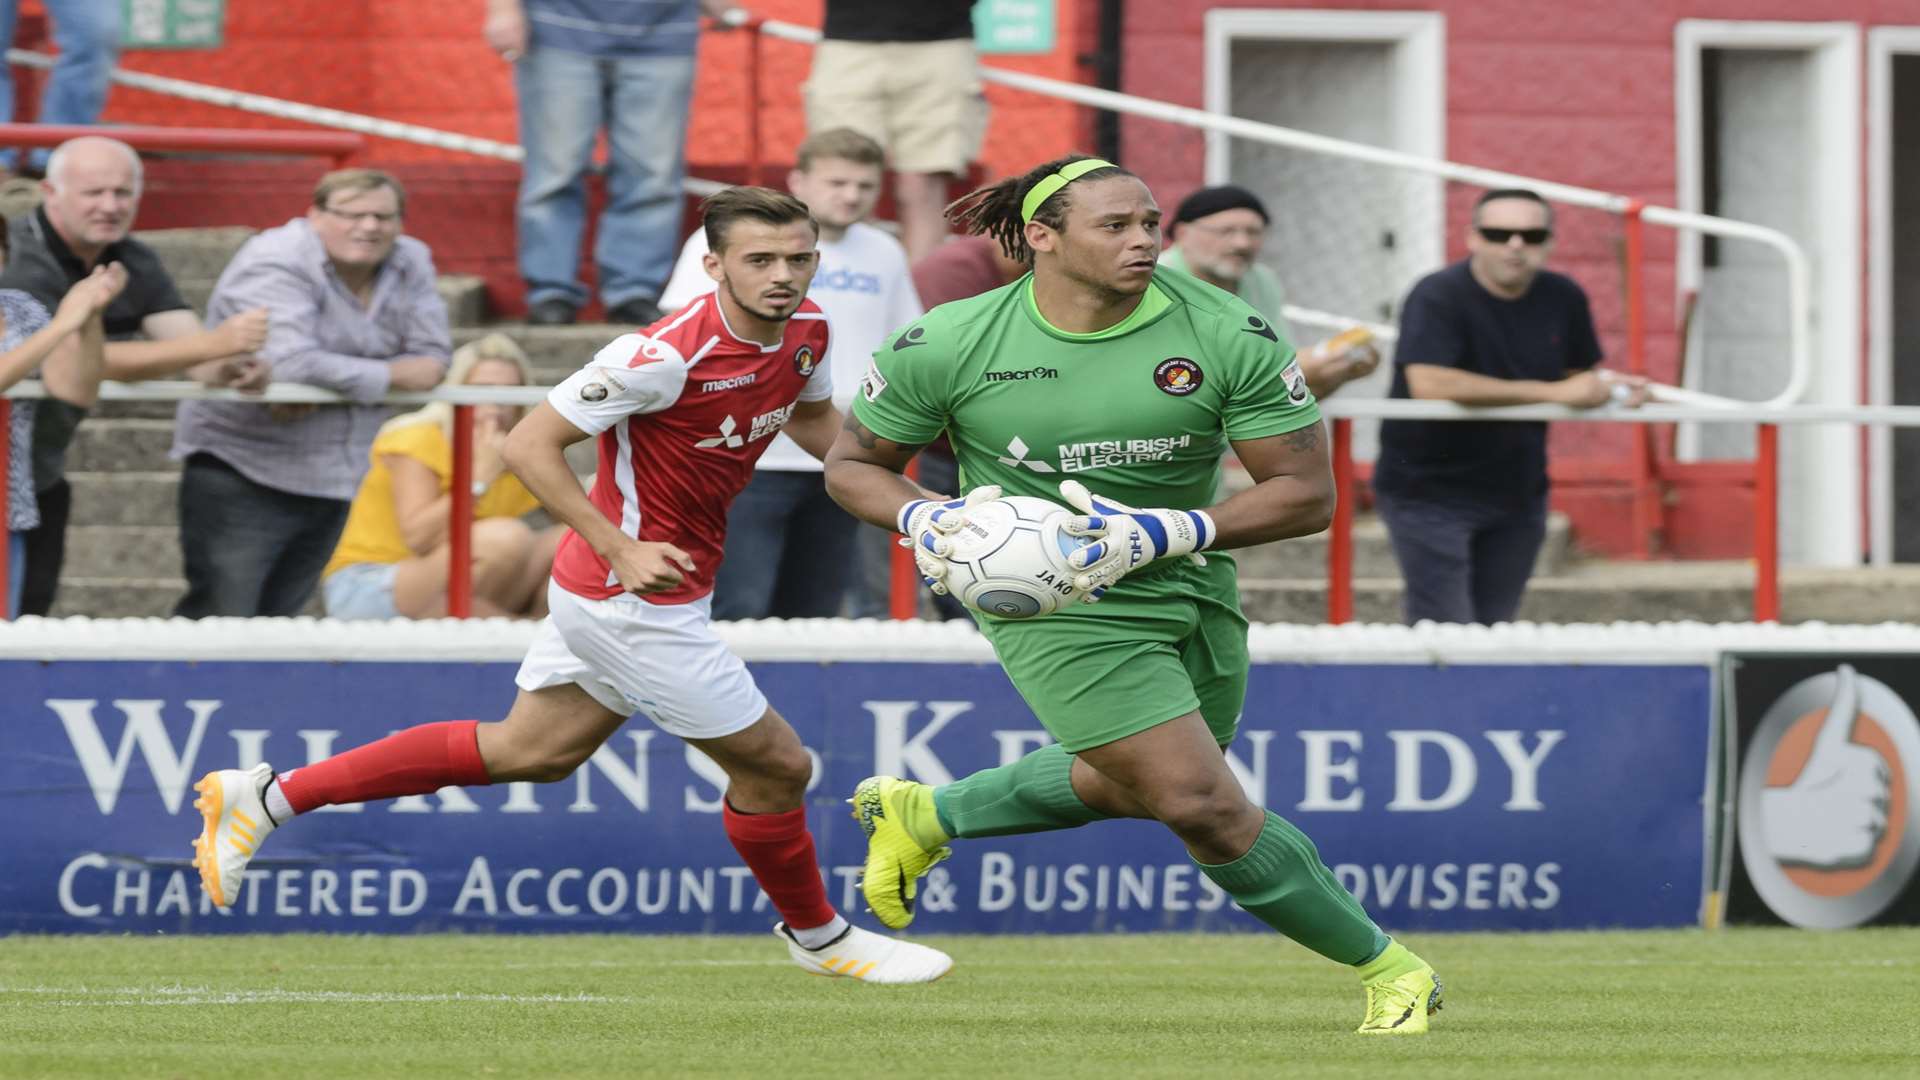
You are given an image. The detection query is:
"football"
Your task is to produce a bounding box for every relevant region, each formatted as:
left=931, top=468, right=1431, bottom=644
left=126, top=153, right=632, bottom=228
left=939, top=495, right=1091, bottom=619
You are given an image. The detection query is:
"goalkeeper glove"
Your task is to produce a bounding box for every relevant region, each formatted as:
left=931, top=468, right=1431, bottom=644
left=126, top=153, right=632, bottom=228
left=896, top=485, right=1004, bottom=596
left=1058, top=479, right=1215, bottom=599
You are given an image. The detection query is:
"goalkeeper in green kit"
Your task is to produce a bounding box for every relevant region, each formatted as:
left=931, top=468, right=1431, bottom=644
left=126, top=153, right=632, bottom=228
left=823, top=154, right=1442, bottom=1035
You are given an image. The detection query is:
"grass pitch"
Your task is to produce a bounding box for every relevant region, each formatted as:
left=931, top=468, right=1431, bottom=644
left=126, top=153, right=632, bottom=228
left=1, top=928, right=1914, bottom=1079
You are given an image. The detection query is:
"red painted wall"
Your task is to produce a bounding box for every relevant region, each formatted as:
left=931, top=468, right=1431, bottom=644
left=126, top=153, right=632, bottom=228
left=84, top=1, right=1096, bottom=319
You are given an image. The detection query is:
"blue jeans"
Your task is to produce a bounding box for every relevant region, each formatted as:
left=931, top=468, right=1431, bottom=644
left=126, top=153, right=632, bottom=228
left=1375, top=491, right=1548, bottom=626
left=5, top=530, right=22, bottom=619
left=173, top=453, right=351, bottom=619
left=515, top=47, right=694, bottom=309
left=711, top=469, right=858, bottom=621
left=0, top=0, right=122, bottom=170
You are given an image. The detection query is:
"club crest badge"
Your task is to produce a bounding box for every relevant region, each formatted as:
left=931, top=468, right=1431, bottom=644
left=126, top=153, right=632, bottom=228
left=1153, top=357, right=1203, bottom=396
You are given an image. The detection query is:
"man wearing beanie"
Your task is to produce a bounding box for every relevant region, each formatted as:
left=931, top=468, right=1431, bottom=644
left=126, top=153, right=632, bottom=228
left=1161, top=184, right=1377, bottom=398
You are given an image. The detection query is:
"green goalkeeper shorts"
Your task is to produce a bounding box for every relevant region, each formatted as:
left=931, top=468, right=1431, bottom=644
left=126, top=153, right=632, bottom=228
left=971, top=554, right=1249, bottom=753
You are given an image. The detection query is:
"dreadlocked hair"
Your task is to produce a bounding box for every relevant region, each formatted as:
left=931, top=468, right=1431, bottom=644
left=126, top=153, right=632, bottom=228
left=944, top=153, right=1133, bottom=265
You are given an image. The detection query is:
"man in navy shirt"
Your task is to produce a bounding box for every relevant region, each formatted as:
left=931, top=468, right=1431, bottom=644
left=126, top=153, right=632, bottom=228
left=1373, top=188, right=1647, bottom=625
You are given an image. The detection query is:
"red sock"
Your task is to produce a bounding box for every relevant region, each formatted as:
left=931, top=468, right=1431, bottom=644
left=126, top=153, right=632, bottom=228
left=722, top=802, right=837, bottom=931
left=278, top=720, right=491, bottom=815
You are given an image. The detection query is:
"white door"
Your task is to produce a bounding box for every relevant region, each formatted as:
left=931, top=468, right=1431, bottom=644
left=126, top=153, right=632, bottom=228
left=1204, top=11, right=1444, bottom=462
left=1677, top=21, right=1861, bottom=568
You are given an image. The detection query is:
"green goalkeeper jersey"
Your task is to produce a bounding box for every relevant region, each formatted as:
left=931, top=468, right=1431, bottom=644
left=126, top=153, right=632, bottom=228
left=852, top=264, right=1321, bottom=513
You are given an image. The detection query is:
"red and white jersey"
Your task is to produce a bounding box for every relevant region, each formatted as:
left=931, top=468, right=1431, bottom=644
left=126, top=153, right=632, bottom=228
left=547, top=293, right=833, bottom=604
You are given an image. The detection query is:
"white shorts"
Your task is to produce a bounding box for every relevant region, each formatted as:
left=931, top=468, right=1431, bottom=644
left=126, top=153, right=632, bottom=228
left=514, top=582, right=769, bottom=740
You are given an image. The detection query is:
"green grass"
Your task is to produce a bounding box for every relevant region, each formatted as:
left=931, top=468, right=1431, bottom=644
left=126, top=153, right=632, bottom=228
left=1, top=929, right=1915, bottom=1078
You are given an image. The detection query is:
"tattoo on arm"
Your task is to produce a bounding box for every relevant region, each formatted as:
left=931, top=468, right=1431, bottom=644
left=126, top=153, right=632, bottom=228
left=1282, top=423, right=1322, bottom=453
left=841, top=412, right=924, bottom=456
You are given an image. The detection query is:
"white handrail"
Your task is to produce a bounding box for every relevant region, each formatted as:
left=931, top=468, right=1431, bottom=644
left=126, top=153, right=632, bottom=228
left=747, top=18, right=1813, bottom=410
left=5, top=379, right=1914, bottom=427
left=1, top=48, right=730, bottom=197
left=7, top=25, right=1813, bottom=407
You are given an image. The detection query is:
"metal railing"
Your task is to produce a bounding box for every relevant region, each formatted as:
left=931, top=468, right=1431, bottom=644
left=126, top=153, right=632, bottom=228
left=10, top=378, right=1913, bottom=624
left=0, top=32, right=1824, bottom=623
left=714, top=16, right=1816, bottom=572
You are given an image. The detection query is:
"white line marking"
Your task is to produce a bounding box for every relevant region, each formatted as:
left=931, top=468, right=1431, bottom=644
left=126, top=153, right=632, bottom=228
left=1, top=985, right=635, bottom=1006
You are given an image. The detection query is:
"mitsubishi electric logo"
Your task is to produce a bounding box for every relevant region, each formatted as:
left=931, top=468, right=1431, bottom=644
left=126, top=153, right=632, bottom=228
left=695, top=415, right=744, bottom=449
left=693, top=404, right=796, bottom=451
left=996, top=436, right=1056, bottom=473
left=996, top=433, right=1198, bottom=474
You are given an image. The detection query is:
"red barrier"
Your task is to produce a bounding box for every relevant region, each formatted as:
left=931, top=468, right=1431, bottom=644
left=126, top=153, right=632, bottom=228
left=1328, top=418, right=1354, bottom=625
left=0, top=399, right=9, bottom=621
left=0, top=123, right=362, bottom=167
left=1754, top=423, right=1780, bottom=622
left=1623, top=201, right=1659, bottom=560
left=889, top=459, right=921, bottom=620
left=448, top=405, right=474, bottom=619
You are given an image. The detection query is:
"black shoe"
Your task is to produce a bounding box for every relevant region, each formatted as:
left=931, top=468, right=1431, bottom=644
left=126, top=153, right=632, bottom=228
left=526, top=299, right=577, bottom=326
left=606, top=297, right=662, bottom=326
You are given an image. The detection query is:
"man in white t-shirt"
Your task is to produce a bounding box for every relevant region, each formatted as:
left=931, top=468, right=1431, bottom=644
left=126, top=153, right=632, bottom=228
left=660, top=128, right=923, bottom=619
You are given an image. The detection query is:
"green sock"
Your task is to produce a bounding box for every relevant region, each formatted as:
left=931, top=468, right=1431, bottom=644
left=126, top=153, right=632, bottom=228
left=1194, top=811, right=1390, bottom=966
left=931, top=743, right=1111, bottom=839
left=1356, top=941, right=1422, bottom=983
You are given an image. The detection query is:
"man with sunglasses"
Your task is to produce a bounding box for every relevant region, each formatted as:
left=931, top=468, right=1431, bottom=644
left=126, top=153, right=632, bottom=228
left=1373, top=188, right=1647, bottom=625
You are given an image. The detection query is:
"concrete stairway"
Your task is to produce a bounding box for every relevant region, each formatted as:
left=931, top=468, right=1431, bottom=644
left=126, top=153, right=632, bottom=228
left=49, top=228, right=1920, bottom=622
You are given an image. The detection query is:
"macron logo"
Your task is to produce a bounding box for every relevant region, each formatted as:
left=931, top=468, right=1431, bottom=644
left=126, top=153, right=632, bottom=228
left=701, top=373, right=757, bottom=393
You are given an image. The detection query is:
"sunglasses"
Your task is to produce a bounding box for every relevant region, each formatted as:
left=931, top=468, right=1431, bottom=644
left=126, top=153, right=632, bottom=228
left=1477, top=226, right=1552, bottom=246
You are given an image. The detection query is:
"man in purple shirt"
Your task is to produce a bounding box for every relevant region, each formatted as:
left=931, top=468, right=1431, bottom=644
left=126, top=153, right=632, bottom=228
left=170, top=169, right=450, bottom=618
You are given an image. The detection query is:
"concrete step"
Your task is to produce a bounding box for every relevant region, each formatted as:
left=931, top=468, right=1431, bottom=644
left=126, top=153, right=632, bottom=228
left=1240, top=562, right=1920, bottom=625
left=66, top=419, right=175, bottom=472
left=454, top=324, right=618, bottom=382
left=49, top=577, right=184, bottom=619
left=1242, top=512, right=1573, bottom=580
left=49, top=575, right=325, bottom=619
left=134, top=226, right=257, bottom=282
left=68, top=471, right=178, bottom=527
left=62, top=525, right=180, bottom=580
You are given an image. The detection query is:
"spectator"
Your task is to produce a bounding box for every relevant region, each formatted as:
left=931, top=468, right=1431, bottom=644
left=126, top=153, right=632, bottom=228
left=807, top=0, right=986, bottom=262
left=484, top=0, right=743, bottom=327
left=660, top=128, right=921, bottom=620
left=1372, top=188, right=1647, bottom=625
left=170, top=168, right=451, bottom=619
left=321, top=333, right=560, bottom=620
left=1162, top=184, right=1377, bottom=398
left=0, top=0, right=120, bottom=175
left=2, top=256, right=124, bottom=618
left=0, top=135, right=269, bottom=616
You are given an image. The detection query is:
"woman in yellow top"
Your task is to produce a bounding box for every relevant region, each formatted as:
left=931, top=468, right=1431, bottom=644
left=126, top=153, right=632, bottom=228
left=321, top=334, right=563, bottom=619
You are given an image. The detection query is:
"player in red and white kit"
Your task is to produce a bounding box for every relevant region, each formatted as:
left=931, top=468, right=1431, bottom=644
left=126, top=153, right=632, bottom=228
left=187, top=187, right=952, bottom=984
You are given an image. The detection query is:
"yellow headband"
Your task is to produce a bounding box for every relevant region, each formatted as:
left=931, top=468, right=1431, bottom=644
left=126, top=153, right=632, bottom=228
left=1020, top=158, right=1119, bottom=224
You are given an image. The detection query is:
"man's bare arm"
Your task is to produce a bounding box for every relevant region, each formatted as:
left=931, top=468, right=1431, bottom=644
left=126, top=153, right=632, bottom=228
left=502, top=403, right=693, bottom=593
left=104, top=308, right=271, bottom=382
left=1203, top=422, right=1337, bottom=549
left=823, top=412, right=935, bottom=529
left=782, top=397, right=842, bottom=462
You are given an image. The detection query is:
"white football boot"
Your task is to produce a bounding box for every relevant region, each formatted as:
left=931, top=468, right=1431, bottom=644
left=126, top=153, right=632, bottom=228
left=191, top=763, right=279, bottom=909
left=777, top=922, right=953, bottom=985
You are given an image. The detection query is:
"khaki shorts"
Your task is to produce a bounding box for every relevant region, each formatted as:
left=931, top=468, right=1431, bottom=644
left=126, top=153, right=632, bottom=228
left=804, top=38, right=987, bottom=175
